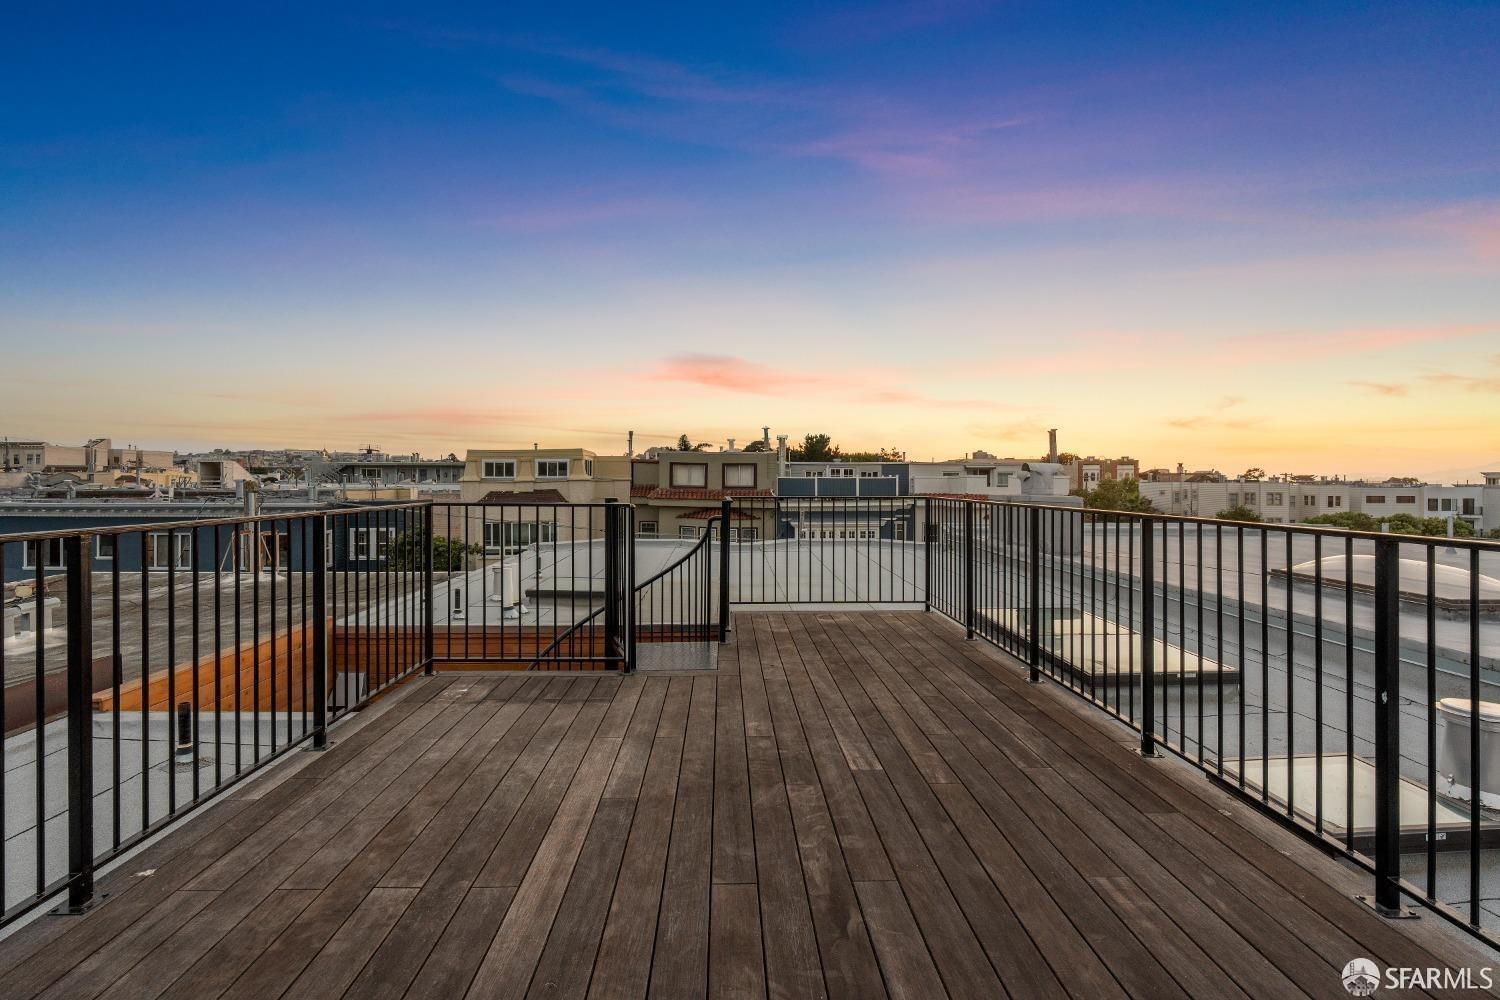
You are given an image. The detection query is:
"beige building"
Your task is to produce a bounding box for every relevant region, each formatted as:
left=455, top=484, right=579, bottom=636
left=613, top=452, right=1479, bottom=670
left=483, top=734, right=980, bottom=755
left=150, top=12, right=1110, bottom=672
left=436, top=448, right=633, bottom=552
left=1065, top=455, right=1139, bottom=492
left=630, top=449, right=779, bottom=539
left=0, top=438, right=175, bottom=479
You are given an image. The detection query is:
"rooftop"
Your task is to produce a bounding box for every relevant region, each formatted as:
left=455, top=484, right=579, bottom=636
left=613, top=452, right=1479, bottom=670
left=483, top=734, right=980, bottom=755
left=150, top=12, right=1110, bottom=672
left=0, top=611, right=1488, bottom=998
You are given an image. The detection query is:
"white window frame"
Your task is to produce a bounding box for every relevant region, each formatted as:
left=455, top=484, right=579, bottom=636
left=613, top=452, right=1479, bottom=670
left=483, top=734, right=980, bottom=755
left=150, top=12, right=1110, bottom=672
left=22, top=537, right=68, bottom=570
left=678, top=525, right=699, bottom=539
left=482, top=459, right=517, bottom=480
left=95, top=535, right=115, bottom=561
left=723, top=463, right=757, bottom=489
left=349, top=527, right=397, bottom=560
left=670, top=463, right=708, bottom=488
left=483, top=520, right=555, bottom=553
left=146, top=531, right=192, bottom=570
left=637, top=520, right=658, bottom=536
left=535, top=459, right=569, bottom=479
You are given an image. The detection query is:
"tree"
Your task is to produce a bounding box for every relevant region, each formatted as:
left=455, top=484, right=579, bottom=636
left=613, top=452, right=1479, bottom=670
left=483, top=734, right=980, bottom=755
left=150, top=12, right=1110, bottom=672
left=742, top=440, right=769, bottom=453
left=1073, top=477, right=1155, bottom=512
left=1241, top=468, right=1265, bottom=481
left=387, top=528, right=480, bottom=571
left=788, top=433, right=840, bottom=462
left=1304, top=511, right=1380, bottom=531
left=1215, top=505, right=1262, bottom=523
left=676, top=434, right=693, bottom=451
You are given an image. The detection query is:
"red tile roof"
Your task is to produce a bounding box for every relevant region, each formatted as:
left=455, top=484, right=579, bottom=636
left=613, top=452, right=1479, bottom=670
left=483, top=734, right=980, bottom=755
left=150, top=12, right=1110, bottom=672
left=677, top=507, right=758, bottom=521
left=630, top=486, right=774, bottom=501
left=477, top=489, right=569, bottom=504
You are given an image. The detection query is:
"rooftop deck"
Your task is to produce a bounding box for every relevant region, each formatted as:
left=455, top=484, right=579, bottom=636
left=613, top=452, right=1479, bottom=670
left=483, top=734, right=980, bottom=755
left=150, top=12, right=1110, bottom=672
left=0, top=610, right=1490, bottom=999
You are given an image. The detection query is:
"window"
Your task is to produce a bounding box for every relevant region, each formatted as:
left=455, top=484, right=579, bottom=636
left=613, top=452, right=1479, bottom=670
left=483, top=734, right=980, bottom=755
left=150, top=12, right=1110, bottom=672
left=146, top=531, right=192, bottom=570
left=860, top=470, right=878, bottom=478
left=1462, top=498, right=1476, bottom=515
left=1326, top=495, right=1342, bottom=508
left=637, top=520, right=658, bottom=536
left=1266, top=493, right=1283, bottom=505
left=536, top=459, right=569, bottom=479
left=584, top=459, right=594, bottom=476
left=804, top=470, right=824, bottom=478
left=483, top=521, right=555, bottom=552
left=349, top=527, right=396, bottom=560
left=734, top=527, right=759, bottom=541
left=678, top=525, right=699, bottom=539
left=1304, top=495, right=1315, bottom=506
left=1365, top=495, right=1386, bottom=504
left=723, top=464, right=756, bottom=488
left=1396, top=495, right=1415, bottom=504
left=1428, top=498, right=1439, bottom=511
left=22, top=538, right=67, bottom=570
left=360, top=467, right=382, bottom=479
left=1227, top=492, right=1239, bottom=505
left=1440, top=498, right=1453, bottom=511
left=96, top=535, right=115, bottom=561
left=482, top=460, right=516, bottom=480
left=670, top=463, right=708, bottom=488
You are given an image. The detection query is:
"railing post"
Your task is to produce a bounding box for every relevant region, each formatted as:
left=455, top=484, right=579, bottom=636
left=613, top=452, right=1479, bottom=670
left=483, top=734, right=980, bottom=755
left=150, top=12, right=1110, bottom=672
left=718, top=498, right=731, bottom=643
left=310, top=515, right=329, bottom=750
left=1138, top=518, right=1158, bottom=757
left=605, top=498, right=621, bottom=666
left=1369, top=536, right=1409, bottom=916
left=1027, top=505, right=1041, bottom=683
left=59, top=533, right=98, bottom=913
left=923, top=499, right=934, bottom=612
left=626, top=505, right=637, bottom=673
left=964, top=502, right=976, bottom=639
left=422, top=504, right=434, bottom=675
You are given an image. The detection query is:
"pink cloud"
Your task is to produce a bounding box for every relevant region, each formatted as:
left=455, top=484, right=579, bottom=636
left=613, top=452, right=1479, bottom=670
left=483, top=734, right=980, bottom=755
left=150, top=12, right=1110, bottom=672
left=1348, top=380, right=1408, bottom=396
left=646, top=354, right=834, bottom=395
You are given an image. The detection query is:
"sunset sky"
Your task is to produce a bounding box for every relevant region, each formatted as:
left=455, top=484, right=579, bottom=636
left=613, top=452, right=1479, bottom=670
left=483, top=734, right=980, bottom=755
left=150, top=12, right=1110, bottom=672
left=3, top=3, right=1498, bottom=479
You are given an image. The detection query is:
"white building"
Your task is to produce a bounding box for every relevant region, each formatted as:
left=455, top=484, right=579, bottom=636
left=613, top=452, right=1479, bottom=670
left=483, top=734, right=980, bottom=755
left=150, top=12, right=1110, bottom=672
left=1141, top=476, right=1490, bottom=529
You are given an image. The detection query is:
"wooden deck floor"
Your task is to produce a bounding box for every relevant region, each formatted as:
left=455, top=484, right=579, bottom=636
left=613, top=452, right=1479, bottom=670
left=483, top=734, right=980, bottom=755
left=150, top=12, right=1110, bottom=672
left=0, top=611, right=1492, bottom=999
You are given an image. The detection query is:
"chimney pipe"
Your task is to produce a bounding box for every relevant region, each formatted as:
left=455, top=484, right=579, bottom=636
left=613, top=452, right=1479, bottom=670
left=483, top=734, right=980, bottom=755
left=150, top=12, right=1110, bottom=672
left=626, top=430, right=634, bottom=458
left=762, top=426, right=770, bottom=448
left=776, top=435, right=789, bottom=479
left=1047, top=429, right=1058, bottom=464
left=727, top=438, right=736, bottom=451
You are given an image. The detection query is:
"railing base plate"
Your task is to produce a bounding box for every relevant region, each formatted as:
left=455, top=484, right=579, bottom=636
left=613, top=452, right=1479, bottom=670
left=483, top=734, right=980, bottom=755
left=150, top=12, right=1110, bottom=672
left=1355, top=895, right=1418, bottom=919
left=51, top=892, right=108, bottom=916
left=1134, top=748, right=1163, bottom=759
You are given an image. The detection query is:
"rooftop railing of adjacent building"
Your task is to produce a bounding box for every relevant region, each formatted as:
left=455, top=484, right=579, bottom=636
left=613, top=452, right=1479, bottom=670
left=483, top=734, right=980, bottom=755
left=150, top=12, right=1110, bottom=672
left=1, top=495, right=1498, bottom=952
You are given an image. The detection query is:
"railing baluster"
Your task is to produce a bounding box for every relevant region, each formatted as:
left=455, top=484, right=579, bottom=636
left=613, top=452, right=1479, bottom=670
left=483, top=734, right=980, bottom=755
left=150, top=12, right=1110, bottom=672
left=59, top=533, right=96, bottom=914
left=1369, top=535, right=1403, bottom=916
left=1139, top=519, right=1157, bottom=757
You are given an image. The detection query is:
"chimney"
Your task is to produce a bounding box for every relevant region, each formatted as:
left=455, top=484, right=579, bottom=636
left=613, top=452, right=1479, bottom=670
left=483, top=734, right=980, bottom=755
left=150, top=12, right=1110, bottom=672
left=762, top=426, right=770, bottom=448
left=727, top=438, right=736, bottom=451
left=1047, top=429, right=1058, bottom=464
left=776, top=435, right=789, bottom=478
left=626, top=431, right=634, bottom=458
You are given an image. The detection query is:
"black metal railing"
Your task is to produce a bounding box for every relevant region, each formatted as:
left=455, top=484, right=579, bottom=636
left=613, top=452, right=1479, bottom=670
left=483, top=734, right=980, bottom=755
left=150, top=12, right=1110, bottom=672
left=920, top=497, right=1500, bottom=946
left=0, top=502, right=430, bottom=926
left=721, top=496, right=923, bottom=604
left=3, top=492, right=1496, bottom=950
left=425, top=501, right=630, bottom=668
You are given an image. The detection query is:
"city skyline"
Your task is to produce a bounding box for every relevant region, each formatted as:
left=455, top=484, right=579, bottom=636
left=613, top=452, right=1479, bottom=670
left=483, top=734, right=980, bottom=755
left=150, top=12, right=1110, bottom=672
left=3, top=4, right=1498, bottom=478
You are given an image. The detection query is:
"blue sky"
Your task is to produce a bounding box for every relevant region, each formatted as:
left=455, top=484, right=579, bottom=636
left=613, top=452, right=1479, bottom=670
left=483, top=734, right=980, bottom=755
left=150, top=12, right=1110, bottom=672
left=3, top=2, right=1498, bottom=476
